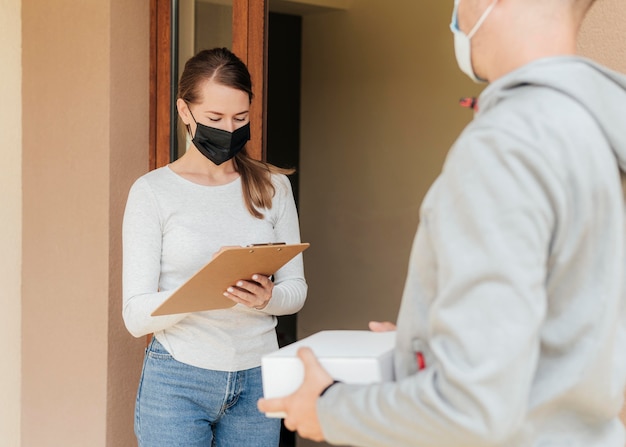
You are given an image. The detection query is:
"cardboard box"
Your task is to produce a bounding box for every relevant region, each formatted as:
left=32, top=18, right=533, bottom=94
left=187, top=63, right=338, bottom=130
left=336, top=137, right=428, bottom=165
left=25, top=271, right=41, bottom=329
left=261, top=330, right=396, bottom=417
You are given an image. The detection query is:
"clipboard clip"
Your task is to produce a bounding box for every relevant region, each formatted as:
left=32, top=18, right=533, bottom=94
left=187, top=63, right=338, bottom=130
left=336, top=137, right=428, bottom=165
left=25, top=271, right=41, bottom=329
left=246, top=242, right=287, bottom=247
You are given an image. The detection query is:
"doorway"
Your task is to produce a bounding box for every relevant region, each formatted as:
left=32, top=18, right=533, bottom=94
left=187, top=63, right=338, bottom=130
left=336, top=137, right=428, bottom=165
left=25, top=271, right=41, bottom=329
left=267, top=13, right=302, bottom=447
left=267, top=11, right=302, bottom=352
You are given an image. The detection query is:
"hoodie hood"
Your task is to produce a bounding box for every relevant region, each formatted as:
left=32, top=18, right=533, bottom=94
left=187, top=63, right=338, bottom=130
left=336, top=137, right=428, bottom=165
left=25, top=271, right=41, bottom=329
left=478, top=56, right=626, bottom=173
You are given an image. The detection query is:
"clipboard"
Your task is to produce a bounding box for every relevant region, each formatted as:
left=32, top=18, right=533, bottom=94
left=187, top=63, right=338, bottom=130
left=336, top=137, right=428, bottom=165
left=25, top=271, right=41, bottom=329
left=151, top=242, right=309, bottom=316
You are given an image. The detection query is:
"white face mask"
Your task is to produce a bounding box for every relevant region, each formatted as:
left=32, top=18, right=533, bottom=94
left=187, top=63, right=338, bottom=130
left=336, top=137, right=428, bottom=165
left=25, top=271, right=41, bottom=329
left=449, top=0, right=498, bottom=83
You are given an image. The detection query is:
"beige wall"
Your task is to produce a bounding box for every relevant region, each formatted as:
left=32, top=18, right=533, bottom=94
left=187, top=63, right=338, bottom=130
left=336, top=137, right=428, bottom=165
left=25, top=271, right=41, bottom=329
left=298, top=0, right=480, bottom=338
left=297, top=0, right=625, bottom=446
left=0, top=0, right=22, bottom=445
left=20, top=0, right=149, bottom=446
left=579, top=0, right=626, bottom=73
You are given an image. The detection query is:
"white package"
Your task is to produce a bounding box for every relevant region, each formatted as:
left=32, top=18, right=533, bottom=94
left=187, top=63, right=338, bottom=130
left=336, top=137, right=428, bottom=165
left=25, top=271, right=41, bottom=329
left=261, top=330, right=396, bottom=417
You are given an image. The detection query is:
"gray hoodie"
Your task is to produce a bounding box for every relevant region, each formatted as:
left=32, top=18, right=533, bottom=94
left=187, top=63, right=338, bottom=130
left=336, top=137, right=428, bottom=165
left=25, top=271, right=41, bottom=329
left=318, top=57, right=626, bottom=446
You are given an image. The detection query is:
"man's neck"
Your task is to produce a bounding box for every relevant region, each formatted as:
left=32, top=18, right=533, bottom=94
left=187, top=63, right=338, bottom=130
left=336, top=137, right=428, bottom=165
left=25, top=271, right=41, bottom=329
left=480, top=4, right=580, bottom=82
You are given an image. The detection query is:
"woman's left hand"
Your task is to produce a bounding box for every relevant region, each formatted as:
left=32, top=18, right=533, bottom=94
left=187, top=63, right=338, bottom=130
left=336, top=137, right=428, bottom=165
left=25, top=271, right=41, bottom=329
left=223, top=274, right=274, bottom=310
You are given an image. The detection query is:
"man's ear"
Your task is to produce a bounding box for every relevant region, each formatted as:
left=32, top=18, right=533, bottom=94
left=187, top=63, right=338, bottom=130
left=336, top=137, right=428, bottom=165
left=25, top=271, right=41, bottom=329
left=176, top=98, right=191, bottom=125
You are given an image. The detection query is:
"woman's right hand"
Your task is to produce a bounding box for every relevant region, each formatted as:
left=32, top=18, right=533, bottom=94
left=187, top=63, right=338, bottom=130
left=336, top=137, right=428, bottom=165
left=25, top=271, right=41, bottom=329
left=368, top=321, right=397, bottom=332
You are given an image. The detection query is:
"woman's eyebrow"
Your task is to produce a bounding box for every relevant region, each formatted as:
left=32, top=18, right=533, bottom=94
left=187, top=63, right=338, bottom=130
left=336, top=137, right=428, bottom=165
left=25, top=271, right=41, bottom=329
left=203, top=110, right=249, bottom=115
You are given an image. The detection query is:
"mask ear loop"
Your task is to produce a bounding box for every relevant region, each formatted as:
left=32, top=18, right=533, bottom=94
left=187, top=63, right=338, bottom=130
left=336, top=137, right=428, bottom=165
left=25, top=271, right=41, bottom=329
left=467, top=0, right=499, bottom=39
left=184, top=103, right=198, bottom=138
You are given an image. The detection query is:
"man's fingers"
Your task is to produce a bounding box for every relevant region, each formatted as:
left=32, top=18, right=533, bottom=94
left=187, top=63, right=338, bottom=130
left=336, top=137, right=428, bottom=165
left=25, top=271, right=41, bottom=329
left=257, top=348, right=329, bottom=442
left=297, top=347, right=336, bottom=393
left=283, top=416, right=297, bottom=432
left=257, top=348, right=325, bottom=416
left=257, top=397, right=285, bottom=414
left=297, top=347, right=322, bottom=370
left=368, top=321, right=397, bottom=332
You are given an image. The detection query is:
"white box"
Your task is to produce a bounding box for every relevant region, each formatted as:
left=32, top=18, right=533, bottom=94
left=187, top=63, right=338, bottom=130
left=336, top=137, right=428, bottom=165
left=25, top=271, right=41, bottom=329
left=261, top=330, right=396, bottom=417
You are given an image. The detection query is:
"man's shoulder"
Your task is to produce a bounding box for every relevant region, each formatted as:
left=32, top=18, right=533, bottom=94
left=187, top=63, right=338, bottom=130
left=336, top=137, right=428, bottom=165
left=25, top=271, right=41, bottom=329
left=455, top=83, right=608, bottom=179
left=475, top=84, right=595, bottom=143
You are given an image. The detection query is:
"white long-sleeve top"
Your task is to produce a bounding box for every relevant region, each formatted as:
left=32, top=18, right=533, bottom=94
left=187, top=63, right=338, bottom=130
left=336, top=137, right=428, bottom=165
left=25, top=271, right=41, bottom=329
left=122, top=166, right=307, bottom=371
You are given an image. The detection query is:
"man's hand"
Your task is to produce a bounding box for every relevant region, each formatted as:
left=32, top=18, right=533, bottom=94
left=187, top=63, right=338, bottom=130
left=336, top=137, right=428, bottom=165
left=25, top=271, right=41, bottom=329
left=258, top=347, right=334, bottom=442
left=368, top=321, right=397, bottom=332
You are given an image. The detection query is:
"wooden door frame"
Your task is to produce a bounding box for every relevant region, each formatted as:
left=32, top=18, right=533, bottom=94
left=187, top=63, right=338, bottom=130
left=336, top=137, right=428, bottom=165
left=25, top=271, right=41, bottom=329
left=149, top=0, right=268, bottom=169
left=233, top=0, right=269, bottom=161
left=149, top=0, right=172, bottom=169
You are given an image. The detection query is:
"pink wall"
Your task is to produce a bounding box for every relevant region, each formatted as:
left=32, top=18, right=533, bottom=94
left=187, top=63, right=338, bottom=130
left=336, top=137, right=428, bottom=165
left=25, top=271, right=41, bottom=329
left=21, top=1, right=149, bottom=445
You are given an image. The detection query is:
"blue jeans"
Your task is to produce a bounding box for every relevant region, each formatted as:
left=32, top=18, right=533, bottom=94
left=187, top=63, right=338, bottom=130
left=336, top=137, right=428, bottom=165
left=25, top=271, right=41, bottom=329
left=135, top=337, right=280, bottom=447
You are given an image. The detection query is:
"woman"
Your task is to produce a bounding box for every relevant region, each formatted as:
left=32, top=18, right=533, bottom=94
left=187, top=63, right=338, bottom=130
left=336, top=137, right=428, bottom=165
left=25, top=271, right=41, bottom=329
left=122, top=47, right=307, bottom=447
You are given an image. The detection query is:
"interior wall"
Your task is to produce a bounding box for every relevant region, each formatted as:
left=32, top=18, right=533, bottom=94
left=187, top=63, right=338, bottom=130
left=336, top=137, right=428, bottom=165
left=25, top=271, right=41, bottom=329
left=0, top=0, right=22, bottom=445
left=194, top=2, right=233, bottom=51
left=21, top=1, right=148, bottom=446
left=298, top=0, right=480, bottom=339
left=177, top=1, right=233, bottom=158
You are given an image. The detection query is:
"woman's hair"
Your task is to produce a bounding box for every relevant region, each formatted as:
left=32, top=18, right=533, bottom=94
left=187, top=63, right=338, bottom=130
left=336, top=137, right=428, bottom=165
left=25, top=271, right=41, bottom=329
left=178, top=47, right=294, bottom=219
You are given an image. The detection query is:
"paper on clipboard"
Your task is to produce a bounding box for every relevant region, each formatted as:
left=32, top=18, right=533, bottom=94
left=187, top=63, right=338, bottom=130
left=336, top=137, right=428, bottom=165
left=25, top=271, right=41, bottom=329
left=151, top=242, right=309, bottom=316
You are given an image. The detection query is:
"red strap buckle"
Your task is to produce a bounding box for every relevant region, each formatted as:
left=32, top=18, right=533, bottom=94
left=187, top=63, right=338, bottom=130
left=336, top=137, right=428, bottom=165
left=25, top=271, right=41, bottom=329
left=416, top=352, right=426, bottom=370
left=459, top=96, right=478, bottom=112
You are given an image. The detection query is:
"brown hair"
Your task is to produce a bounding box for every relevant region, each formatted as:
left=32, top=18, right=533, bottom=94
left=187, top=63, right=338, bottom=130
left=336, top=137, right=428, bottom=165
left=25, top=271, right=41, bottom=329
left=178, top=47, right=294, bottom=219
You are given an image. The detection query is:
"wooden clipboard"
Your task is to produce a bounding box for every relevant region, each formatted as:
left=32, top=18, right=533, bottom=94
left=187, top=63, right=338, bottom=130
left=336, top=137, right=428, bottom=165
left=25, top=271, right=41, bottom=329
left=151, top=242, right=309, bottom=316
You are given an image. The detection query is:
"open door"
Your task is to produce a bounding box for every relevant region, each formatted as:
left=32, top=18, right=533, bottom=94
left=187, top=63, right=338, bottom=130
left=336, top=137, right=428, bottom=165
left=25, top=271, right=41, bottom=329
left=149, top=0, right=268, bottom=168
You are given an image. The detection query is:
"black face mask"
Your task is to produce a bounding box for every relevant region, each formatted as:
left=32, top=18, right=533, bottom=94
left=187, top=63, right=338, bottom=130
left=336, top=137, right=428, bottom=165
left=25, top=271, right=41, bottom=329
left=189, top=111, right=250, bottom=165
